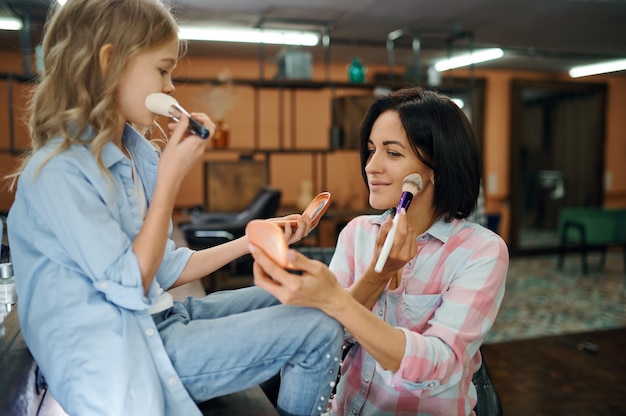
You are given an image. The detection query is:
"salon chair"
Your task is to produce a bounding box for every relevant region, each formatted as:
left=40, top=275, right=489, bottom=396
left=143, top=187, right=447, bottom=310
left=180, top=186, right=282, bottom=249
left=180, top=186, right=282, bottom=291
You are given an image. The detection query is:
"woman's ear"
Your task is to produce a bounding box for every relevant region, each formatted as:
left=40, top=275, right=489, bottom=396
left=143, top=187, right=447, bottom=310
left=98, top=44, right=115, bottom=76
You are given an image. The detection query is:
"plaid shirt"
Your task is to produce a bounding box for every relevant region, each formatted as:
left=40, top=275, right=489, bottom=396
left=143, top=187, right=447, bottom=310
left=328, top=214, right=508, bottom=416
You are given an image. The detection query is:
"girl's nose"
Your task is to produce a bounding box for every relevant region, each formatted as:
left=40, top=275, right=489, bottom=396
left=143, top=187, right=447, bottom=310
left=163, top=78, right=175, bottom=94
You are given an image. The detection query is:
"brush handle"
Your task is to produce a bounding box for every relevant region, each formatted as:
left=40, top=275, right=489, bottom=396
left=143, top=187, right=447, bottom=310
left=374, top=214, right=399, bottom=273
left=172, top=103, right=210, bottom=139
left=187, top=116, right=210, bottom=139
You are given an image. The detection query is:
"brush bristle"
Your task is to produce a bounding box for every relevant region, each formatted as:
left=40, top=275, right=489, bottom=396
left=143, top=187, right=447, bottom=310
left=402, top=173, right=423, bottom=194
left=145, top=93, right=178, bottom=116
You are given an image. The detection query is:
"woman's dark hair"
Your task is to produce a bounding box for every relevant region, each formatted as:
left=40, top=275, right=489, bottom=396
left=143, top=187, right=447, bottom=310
left=359, top=87, right=481, bottom=222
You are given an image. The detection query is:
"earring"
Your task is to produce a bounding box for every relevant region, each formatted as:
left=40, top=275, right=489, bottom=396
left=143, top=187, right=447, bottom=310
left=431, top=179, right=435, bottom=185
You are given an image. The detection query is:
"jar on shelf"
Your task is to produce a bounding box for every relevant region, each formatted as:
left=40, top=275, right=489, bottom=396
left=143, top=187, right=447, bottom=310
left=347, top=58, right=366, bottom=84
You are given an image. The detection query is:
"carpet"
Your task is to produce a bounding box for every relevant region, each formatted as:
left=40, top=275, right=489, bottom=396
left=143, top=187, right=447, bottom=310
left=485, top=251, right=626, bottom=344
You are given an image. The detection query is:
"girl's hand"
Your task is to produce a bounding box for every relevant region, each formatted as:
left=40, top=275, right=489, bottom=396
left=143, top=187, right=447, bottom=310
left=250, top=244, right=345, bottom=313
left=166, top=112, right=215, bottom=141
left=268, top=213, right=314, bottom=245
left=159, top=114, right=211, bottom=188
left=370, top=209, right=417, bottom=277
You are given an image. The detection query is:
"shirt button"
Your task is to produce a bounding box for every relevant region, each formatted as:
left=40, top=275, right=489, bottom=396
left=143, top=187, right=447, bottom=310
left=126, top=188, right=134, bottom=196
left=168, top=378, right=177, bottom=386
left=146, top=328, right=155, bottom=336
left=363, top=377, right=370, bottom=383
left=378, top=310, right=383, bottom=316
left=351, top=409, right=358, bottom=415
left=428, top=382, right=436, bottom=388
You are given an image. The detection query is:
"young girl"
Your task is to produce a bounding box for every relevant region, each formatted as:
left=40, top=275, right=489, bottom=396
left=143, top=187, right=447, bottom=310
left=6, top=1, right=343, bottom=415
left=250, top=88, right=509, bottom=415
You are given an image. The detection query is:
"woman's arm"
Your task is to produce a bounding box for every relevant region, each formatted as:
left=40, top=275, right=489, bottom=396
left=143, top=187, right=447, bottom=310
left=338, top=210, right=417, bottom=310
left=250, top=246, right=407, bottom=371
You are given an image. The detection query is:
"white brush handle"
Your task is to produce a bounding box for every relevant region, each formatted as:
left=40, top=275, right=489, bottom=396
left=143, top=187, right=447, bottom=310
left=374, top=214, right=399, bottom=273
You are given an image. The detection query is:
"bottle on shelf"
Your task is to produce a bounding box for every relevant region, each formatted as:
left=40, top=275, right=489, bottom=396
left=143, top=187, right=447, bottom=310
left=212, top=119, right=230, bottom=149
left=0, top=262, right=15, bottom=324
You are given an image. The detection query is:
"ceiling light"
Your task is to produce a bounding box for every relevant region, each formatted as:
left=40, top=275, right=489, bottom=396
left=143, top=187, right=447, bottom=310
left=434, top=48, right=504, bottom=72
left=178, top=26, right=319, bottom=46
left=569, top=59, right=626, bottom=78
left=0, top=17, right=22, bottom=31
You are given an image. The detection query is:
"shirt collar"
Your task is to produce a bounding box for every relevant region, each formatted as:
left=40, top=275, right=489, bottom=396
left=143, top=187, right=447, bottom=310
left=100, top=124, right=157, bottom=169
left=369, top=209, right=458, bottom=244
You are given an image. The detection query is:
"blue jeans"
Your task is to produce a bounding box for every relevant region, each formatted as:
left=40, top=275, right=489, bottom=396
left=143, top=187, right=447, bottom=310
left=153, top=286, right=344, bottom=416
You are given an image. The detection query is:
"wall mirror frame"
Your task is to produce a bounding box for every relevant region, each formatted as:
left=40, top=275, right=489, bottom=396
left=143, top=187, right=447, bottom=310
left=508, top=79, right=607, bottom=255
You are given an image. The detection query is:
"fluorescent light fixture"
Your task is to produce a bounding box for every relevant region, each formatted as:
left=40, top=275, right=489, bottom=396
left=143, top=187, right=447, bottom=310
left=179, top=26, right=319, bottom=46
left=434, top=48, right=504, bottom=72
left=0, top=16, right=22, bottom=31
left=569, top=59, right=626, bottom=78
left=56, top=0, right=67, bottom=4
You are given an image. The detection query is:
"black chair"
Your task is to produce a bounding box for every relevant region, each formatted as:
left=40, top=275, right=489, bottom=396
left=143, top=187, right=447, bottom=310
left=472, top=355, right=503, bottom=416
left=180, top=186, right=282, bottom=249
left=180, top=186, right=281, bottom=292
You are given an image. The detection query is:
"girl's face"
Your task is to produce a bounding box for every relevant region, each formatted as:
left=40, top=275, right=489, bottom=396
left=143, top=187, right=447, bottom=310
left=117, top=36, right=179, bottom=128
left=365, top=110, right=434, bottom=211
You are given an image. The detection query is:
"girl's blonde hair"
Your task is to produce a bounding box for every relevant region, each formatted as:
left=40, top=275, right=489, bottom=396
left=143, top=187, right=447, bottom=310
left=7, top=0, right=182, bottom=188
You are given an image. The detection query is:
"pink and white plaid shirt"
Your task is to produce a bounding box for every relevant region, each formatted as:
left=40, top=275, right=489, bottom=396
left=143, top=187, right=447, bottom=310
left=328, top=214, right=509, bottom=416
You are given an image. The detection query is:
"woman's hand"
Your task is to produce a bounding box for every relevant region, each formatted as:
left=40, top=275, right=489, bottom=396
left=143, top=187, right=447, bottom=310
left=250, top=244, right=346, bottom=314
left=370, top=209, right=417, bottom=278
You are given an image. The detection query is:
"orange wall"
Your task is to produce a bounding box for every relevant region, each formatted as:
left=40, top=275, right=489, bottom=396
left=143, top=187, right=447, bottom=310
left=2, top=50, right=626, bottom=240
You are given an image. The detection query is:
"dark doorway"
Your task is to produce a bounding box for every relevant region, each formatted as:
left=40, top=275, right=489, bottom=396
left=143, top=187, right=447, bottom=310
left=508, top=80, right=607, bottom=254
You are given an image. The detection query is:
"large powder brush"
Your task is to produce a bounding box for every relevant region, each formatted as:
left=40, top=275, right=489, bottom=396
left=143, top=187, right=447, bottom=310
left=374, top=173, right=423, bottom=273
left=145, top=92, right=210, bottom=139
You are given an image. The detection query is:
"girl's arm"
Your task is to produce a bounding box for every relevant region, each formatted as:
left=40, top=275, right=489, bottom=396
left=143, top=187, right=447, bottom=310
left=134, top=116, right=206, bottom=293
left=171, top=213, right=314, bottom=288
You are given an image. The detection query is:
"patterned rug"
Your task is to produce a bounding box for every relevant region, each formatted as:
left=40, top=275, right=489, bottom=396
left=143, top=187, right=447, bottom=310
left=485, top=251, right=626, bottom=344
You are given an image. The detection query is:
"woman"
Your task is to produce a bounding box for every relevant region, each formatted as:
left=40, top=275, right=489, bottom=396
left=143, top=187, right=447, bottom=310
left=250, top=87, right=509, bottom=416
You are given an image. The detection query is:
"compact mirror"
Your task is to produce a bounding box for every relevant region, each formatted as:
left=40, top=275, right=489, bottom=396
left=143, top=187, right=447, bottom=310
left=270, top=192, right=332, bottom=228
left=246, top=220, right=291, bottom=268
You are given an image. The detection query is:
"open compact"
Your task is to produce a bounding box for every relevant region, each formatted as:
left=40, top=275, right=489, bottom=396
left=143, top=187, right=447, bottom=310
left=245, top=219, right=291, bottom=268
left=270, top=192, right=332, bottom=228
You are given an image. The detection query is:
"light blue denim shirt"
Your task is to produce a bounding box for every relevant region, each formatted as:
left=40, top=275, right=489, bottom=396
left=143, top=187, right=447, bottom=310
left=7, top=125, right=199, bottom=415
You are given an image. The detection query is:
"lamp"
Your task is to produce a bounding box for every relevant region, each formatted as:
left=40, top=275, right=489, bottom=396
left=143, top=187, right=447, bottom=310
left=0, top=17, right=22, bottom=31
left=569, top=59, right=626, bottom=78
left=178, top=26, right=319, bottom=46
left=434, top=48, right=504, bottom=72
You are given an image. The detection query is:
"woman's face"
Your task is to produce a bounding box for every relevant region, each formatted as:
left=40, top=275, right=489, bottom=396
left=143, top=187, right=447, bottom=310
left=364, top=110, right=434, bottom=210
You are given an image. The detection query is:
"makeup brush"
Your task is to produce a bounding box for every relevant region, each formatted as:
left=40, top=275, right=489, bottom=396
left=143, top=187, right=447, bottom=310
left=145, top=92, right=210, bottom=139
left=374, top=173, right=423, bottom=273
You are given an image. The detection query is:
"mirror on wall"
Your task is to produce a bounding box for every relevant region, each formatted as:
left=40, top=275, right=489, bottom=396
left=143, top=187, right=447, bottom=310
left=508, top=80, right=607, bottom=254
